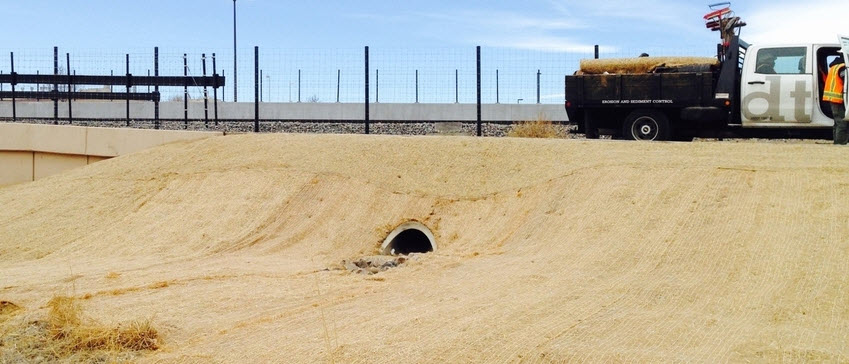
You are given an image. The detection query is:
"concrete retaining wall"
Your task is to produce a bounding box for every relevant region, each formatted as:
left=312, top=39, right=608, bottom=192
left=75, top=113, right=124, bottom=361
left=0, top=123, right=222, bottom=186
left=0, top=100, right=570, bottom=186
left=0, top=101, right=570, bottom=122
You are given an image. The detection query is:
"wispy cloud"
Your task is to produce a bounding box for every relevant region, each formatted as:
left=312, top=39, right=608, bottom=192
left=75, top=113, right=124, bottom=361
left=410, top=8, right=608, bottom=52
left=479, top=35, right=617, bottom=54
left=744, top=0, right=848, bottom=44
left=345, top=12, right=410, bottom=24
left=545, top=0, right=695, bottom=30
left=416, top=10, right=587, bottom=32
left=345, top=1, right=716, bottom=52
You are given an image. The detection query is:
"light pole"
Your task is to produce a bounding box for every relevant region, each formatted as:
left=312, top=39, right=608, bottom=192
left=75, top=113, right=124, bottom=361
left=233, top=0, right=237, bottom=102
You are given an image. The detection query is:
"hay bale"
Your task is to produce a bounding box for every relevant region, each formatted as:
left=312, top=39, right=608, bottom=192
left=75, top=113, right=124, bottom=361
left=580, top=57, right=718, bottom=74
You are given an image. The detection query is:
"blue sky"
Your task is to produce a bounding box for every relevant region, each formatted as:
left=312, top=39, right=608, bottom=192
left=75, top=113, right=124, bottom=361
left=3, top=0, right=848, bottom=103
left=6, top=0, right=846, bottom=50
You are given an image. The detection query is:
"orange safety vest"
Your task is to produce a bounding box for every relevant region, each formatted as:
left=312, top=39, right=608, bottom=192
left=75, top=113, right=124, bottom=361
left=823, top=63, right=845, bottom=104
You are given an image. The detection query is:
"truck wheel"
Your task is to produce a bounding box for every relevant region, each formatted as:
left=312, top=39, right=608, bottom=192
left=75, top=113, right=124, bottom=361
left=623, top=110, right=669, bottom=141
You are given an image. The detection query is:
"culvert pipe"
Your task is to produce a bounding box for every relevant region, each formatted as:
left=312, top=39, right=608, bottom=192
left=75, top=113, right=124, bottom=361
left=381, top=221, right=436, bottom=255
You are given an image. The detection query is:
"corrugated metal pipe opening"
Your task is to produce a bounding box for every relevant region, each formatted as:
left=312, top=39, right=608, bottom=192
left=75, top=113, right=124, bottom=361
left=380, top=221, right=436, bottom=255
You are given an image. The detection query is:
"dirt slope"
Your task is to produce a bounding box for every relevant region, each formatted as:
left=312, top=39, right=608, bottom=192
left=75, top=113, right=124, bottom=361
left=1, top=134, right=847, bottom=363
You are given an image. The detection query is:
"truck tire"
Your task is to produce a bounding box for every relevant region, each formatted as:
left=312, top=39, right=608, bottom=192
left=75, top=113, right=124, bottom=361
left=623, top=109, right=669, bottom=141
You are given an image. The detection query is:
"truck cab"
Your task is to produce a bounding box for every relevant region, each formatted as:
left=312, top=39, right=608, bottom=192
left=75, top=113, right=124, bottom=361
left=740, top=44, right=844, bottom=128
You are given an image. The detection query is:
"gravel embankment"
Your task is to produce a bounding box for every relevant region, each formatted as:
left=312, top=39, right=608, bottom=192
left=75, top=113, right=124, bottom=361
left=5, top=119, right=515, bottom=137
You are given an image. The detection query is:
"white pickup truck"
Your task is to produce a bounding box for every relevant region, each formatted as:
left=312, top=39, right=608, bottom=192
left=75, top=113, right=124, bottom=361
left=564, top=13, right=849, bottom=141
left=739, top=36, right=848, bottom=128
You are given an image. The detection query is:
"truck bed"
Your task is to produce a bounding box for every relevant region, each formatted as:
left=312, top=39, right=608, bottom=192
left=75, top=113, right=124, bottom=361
left=565, top=72, right=716, bottom=109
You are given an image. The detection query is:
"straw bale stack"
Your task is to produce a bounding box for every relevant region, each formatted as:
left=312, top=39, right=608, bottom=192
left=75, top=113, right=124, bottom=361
left=580, top=56, right=719, bottom=74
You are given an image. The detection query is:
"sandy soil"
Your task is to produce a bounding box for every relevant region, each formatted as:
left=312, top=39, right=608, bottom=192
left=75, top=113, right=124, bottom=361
left=1, top=133, right=848, bottom=363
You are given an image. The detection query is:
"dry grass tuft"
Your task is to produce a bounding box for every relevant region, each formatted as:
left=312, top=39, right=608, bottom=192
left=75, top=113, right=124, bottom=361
left=508, top=114, right=569, bottom=139
left=48, top=295, right=160, bottom=352
left=108, top=287, right=139, bottom=296
left=0, top=295, right=161, bottom=362
left=149, top=281, right=169, bottom=289
left=0, top=300, right=21, bottom=315
left=62, top=274, right=83, bottom=283
left=47, top=296, right=82, bottom=331
left=105, top=272, right=121, bottom=279
left=0, top=301, right=22, bottom=323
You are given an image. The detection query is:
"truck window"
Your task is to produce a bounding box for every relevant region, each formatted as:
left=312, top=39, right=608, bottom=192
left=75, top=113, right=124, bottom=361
left=755, top=47, right=807, bottom=75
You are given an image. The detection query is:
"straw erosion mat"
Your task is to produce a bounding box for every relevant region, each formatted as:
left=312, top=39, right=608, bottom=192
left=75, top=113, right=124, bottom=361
left=1, top=133, right=848, bottom=363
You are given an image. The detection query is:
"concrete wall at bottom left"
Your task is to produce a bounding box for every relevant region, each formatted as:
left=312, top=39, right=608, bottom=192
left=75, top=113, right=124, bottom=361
left=34, top=153, right=89, bottom=180
left=0, top=151, right=34, bottom=186
left=0, top=151, right=111, bottom=186
left=0, top=123, right=222, bottom=187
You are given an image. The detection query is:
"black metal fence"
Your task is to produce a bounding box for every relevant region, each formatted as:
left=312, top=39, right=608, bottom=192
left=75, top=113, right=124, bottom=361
left=0, top=44, right=709, bottom=135
left=0, top=47, right=223, bottom=129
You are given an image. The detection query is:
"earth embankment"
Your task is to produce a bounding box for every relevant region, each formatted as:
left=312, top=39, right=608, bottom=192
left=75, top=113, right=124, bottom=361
left=1, top=134, right=847, bottom=362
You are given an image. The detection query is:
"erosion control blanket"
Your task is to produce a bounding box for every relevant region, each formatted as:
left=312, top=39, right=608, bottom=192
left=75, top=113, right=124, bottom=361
left=1, top=134, right=847, bottom=362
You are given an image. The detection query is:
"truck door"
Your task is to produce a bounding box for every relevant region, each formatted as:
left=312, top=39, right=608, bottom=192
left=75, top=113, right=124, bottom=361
left=741, top=46, right=813, bottom=125
left=841, top=35, right=849, bottom=110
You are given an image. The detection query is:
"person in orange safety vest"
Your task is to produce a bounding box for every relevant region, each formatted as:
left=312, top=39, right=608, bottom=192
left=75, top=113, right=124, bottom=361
left=824, top=55, right=846, bottom=144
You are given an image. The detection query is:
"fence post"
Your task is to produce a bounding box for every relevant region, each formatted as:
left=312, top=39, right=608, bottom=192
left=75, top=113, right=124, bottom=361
left=212, top=53, right=218, bottom=125
left=375, top=69, right=378, bottom=103
left=364, top=46, right=369, bottom=134
left=154, top=47, right=160, bottom=129
left=53, top=46, right=58, bottom=124
left=67, top=53, right=72, bottom=124
left=202, top=54, right=209, bottom=127
left=476, top=46, right=481, bottom=137
left=455, top=69, right=458, bottom=103
left=35, top=70, right=38, bottom=101
left=233, top=0, right=237, bottom=103
left=254, top=46, right=259, bottom=132
left=415, top=69, right=418, bottom=103
left=183, top=53, right=188, bottom=129
left=297, top=69, right=301, bottom=103
left=594, top=45, right=599, bottom=59
left=496, top=69, right=499, bottom=104
left=10, top=52, right=15, bottom=121
left=126, top=54, right=131, bottom=126
left=536, top=69, right=541, bottom=104
left=336, top=69, right=340, bottom=103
